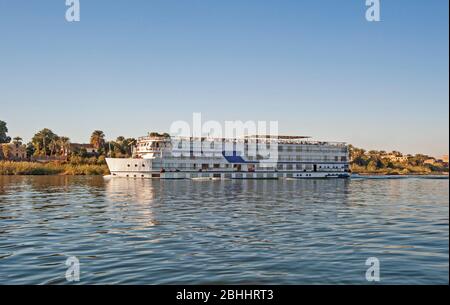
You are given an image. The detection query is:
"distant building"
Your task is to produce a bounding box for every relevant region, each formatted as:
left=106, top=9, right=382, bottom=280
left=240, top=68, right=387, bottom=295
left=382, top=154, right=408, bottom=163
left=68, top=143, right=98, bottom=155
left=0, top=143, right=27, bottom=160
left=438, top=155, right=449, bottom=163
left=424, top=158, right=436, bottom=165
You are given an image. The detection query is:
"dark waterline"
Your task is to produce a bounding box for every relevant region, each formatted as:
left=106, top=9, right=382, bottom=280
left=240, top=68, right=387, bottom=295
left=0, top=176, right=448, bottom=284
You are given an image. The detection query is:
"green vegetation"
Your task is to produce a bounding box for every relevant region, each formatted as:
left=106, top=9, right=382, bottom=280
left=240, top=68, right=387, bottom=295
left=349, top=145, right=449, bottom=175
left=26, top=128, right=135, bottom=159
left=107, top=136, right=136, bottom=158
left=90, top=130, right=106, bottom=152
left=0, top=120, right=136, bottom=175
left=0, top=161, right=109, bottom=176
left=0, top=123, right=135, bottom=159
left=148, top=132, right=170, bottom=138
left=0, top=120, right=11, bottom=144
left=31, top=128, right=62, bottom=156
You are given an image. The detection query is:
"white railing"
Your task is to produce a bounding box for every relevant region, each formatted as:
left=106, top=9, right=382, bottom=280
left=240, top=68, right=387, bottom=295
left=136, top=135, right=347, bottom=147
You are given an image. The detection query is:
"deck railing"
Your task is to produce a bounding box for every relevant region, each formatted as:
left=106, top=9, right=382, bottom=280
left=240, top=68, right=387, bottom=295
left=136, top=136, right=347, bottom=147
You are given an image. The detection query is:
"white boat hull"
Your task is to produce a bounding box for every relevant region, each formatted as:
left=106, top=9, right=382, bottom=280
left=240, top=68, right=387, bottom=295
left=105, top=158, right=350, bottom=180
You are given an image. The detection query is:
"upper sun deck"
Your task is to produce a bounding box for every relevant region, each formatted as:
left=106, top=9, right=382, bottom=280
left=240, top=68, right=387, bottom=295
left=136, top=135, right=346, bottom=147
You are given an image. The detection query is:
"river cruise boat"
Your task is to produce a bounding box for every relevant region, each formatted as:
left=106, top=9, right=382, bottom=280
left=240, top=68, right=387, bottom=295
left=105, top=134, right=350, bottom=179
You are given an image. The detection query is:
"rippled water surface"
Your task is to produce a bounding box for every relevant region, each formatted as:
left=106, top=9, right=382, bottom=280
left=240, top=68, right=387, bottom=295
left=0, top=176, right=448, bottom=284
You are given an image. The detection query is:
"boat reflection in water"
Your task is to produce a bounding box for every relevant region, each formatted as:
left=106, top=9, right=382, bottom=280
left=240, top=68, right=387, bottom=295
left=104, top=177, right=159, bottom=228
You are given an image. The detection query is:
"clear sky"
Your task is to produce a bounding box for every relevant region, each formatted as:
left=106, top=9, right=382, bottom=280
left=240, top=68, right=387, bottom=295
left=0, top=0, right=448, bottom=156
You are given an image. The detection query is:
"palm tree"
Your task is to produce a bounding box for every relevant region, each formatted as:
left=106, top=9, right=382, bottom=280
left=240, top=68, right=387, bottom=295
left=12, top=137, right=23, bottom=145
left=123, top=138, right=136, bottom=157
left=59, top=136, right=70, bottom=157
left=48, top=138, right=60, bottom=157
left=114, top=136, right=126, bottom=155
left=31, top=128, right=58, bottom=156
left=90, top=130, right=105, bottom=150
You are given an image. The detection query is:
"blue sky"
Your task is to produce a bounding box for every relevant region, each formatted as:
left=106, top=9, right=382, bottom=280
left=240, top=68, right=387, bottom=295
left=0, top=0, right=448, bottom=156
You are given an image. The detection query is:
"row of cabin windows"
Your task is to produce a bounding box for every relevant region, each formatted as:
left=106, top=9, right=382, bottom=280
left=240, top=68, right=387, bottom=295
left=174, top=142, right=346, bottom=152
left=126, top=163, right=232, bottom=169
left=276, top=156, right=347, bottom=162
left=150, top=154, right=347, bottom=162
left=277, top=146, right=346, bottom=153
left=120, top=173, right=343, bottom=178
left=138, top=141, right=346, bottom=154
left=127, top=163, right=345, bottom=169
left=116, top=173, right=160, bottom=178
left=128, top=164, right=345, bottom=171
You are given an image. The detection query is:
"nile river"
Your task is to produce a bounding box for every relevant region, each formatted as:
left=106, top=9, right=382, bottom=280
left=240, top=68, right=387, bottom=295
left=0, top=176, right=448, bottom=284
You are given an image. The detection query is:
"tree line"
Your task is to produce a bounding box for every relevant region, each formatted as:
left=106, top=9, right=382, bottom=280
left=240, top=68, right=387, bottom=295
left=349, top=145, right=448, bottom=174
left=1, top=120, right=135, bottom=161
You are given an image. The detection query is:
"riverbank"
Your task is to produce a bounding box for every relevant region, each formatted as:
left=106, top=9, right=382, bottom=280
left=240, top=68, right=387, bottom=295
left=351, top=169, right=449, bottom=176
left=350, top=164, right=448, bottom=176
left=1, top=161, right=448, bottom=177
left=0, top=161, right=109, bottom=176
